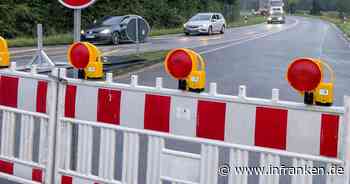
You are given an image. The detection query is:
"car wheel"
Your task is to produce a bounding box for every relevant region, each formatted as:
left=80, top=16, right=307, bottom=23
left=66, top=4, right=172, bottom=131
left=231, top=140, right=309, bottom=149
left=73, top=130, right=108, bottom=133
left=220, top=25, right=225, bottom=34
left=185, top=32, right=190, bottom=36
left=112, top=32, right=119, bottom=45
left=208, top=26, right=213, bottom=35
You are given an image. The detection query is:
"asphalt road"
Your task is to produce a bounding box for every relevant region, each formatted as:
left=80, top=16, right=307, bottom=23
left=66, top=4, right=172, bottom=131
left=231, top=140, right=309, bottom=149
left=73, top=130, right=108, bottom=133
left=3, top=16, right=350, bottom=184
left=116, top=16, right=350, bottom=106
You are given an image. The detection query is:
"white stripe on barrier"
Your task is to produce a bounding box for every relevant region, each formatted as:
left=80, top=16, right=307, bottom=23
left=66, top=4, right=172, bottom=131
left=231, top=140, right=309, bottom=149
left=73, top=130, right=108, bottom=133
left=229, top=149, right=249, bottom=184
left=200, top=144, right=219, bottom=184
left=60, top=122, right=72, bottom=171
left=39, top=118, right=48, bottom=165
left=18, top=78, right=37, bottom=112
left=14, top=163, right=33, bottom=181
left=161, top=149, right=201, bottom=183
left=225, top=103, right=256, bottom=146
left=146, top=136, right=164, bottom=184
left=169, top=96, right=197, bottom=137
left=287, top=110, right=321, bottom=155
left=98, top=128, right=116, bottom=180
left=76, top=124, right=93, bottom=175
left=19, top=114, right=34, bottom=161
left=122, top=132, right=139, bottom=184
left=120, top=91, right=145, bottom=129
left=75, top=85, right=97, bottom=121
left=1, top=111, right=16, bottom=157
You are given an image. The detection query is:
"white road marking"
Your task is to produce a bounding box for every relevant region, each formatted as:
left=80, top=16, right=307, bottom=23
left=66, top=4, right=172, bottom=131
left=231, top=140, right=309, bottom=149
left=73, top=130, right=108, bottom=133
left=199, top=19, right=300, bottom=55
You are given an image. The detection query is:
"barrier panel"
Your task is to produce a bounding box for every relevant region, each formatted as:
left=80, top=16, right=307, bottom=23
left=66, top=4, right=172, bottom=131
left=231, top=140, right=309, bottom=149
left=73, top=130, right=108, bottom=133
left=0, top=66, right=58, bottom=183
left=0, top=67, right=349, bottom=184
left=54, top=69, right=348, bottom=184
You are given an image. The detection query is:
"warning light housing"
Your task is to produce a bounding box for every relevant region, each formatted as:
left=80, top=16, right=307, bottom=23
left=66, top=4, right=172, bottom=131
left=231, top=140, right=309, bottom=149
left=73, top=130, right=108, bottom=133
left=0, top=37, right=10, bottom=68
left=286, top=57, right=335, bottom=106
left=164, top=48, right=206, bottom=93
left=67, top=42, right=104, bottom=79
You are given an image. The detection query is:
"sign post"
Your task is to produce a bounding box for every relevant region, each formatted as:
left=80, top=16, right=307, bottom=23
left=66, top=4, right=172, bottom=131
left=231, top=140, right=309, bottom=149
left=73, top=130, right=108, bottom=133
left=59, top=0, right=97, bottom=78
left=58, top=0, right=97, bottom=41
left=74, top=9, right=82, bottom=42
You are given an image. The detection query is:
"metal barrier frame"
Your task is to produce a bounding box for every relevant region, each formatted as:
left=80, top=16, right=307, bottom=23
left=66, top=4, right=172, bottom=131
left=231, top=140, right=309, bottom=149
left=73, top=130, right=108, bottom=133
left=0, top=66, right=349, bottom=184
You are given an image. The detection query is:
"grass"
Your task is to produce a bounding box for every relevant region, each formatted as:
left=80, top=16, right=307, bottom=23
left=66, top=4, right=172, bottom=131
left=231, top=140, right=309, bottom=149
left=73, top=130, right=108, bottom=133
left=110, top=50, right=169, bottom=77
left=8, top=33, right=73, bottom=47
left=228, top=16, right=266, bottom=28
left=7, top=15, right=266, bottom=47
left=296, top=11, right=350, bottom=37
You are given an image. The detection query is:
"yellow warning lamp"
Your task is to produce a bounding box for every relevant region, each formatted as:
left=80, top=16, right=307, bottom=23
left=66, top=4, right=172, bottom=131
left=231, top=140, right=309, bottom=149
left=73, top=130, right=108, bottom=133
left=286, top=57, right=334, bottom=106
left=0, top=37, right=10, bottom=68
left=164, top=48, right=206, bottom=92
left=67, top=42, right=104, bottom=79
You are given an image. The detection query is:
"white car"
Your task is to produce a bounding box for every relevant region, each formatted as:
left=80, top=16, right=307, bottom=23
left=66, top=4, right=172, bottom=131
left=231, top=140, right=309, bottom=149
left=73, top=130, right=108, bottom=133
left=184, top=13, right=226, bottom=35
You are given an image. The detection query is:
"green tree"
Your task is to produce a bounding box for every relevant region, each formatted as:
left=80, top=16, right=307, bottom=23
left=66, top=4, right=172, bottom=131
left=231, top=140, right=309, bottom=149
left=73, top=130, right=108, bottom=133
left=337, top=0, right=350, bottom=16
left=287, top=0, right=300, bottom=14
left=310, top=0, right=321, bottom=15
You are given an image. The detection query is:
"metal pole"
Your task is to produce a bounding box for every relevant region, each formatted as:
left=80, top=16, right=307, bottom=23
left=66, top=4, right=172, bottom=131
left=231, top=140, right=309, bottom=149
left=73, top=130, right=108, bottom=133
left=74, top=9, right=83, bottom=78
left=37, top=24, right=43, bottom=65
left=135, top=16, right=140, bottom=56
left=74, top=9, right=81, bottom=42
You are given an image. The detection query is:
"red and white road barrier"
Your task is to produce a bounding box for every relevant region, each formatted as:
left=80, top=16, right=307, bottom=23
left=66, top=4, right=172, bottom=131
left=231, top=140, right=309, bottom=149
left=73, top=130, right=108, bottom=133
left=0, top=67, right=349, bottom=184
left=0, top=67, right=57, bottom=184
left=0, top=159, right=43, bottom=183
left=62, top=75, right=343, bottom=158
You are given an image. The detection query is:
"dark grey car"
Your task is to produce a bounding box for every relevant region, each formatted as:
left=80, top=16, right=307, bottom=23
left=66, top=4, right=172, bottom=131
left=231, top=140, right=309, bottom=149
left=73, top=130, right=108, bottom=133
left=81, top=15, right=150, bottom=45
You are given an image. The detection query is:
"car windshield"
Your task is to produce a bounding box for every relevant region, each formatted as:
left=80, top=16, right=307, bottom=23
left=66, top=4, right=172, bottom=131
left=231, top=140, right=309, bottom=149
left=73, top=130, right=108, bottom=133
left=271, top=1, right=283, bottom=6
left=190, top=14, right=211, bottom=21
left=95, top=16, right=123, bottom=26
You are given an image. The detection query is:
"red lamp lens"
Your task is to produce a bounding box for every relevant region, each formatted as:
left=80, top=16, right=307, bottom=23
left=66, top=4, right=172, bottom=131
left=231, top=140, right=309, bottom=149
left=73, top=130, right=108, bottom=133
left=287, top=58, right=322, bottom=92
left=69, top=43, right=90, bottom=69
left=166, top=50, right=193, bottom=79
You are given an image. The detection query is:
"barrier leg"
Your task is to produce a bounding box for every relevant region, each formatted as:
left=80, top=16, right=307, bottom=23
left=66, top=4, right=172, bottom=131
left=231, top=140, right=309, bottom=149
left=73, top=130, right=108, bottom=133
left=342, top=96, right=350, bottom=184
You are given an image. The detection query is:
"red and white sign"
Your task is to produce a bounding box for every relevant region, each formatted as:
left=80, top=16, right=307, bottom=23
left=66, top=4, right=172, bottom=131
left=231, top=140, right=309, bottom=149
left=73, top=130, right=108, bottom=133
left=58, top=0, right=96, bottom=9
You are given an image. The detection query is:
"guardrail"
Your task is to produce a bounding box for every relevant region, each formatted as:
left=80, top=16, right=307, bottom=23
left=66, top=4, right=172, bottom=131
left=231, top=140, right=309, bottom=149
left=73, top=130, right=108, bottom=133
left=0, top=65, right=348, bottom=184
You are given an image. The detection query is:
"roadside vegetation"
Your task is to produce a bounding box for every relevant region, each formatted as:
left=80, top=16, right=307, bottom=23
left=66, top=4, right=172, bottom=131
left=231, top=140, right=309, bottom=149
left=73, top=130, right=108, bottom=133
left=7, top=15, right=266, bottom=47
left=109, top=50, right=169, bottom=77
left=1, top=0, right=239, bottom=41
left=297, top=11, right=350, bottom=38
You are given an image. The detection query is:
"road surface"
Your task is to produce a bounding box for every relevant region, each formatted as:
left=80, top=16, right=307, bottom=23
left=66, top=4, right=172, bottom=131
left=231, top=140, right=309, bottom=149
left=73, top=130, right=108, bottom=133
left=3, top=16, right=350, bottom=184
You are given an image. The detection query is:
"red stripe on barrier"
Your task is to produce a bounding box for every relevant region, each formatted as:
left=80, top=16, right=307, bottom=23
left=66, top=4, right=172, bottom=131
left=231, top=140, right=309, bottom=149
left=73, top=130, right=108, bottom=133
left=144, top=94, right=171, bottom=132
left=65, top=85, right=77, bottom=118
left=97, top=88, right=121, bottom=125
left=0, top=160, right=13, bottom=175
left=61, top=175, right=73, bottom=184
left=36, top=81, right=48, bottom=113
left=255, top=107, right=288, bottom=150
left=32, top=168, right=43, bottom=182
left=0, top=76, right=18, bottom=108
left=196, top=100, right=226, bottom=141
left=320, top=114, right=340, bottom=158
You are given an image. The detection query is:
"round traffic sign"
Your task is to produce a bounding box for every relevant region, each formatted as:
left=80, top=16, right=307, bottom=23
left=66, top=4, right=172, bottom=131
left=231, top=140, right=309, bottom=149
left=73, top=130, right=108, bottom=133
left=58, top=0, right=96, bottom=9
left=165, top=49, right=193, bottom=79
left=287, top=58, right=322, bottom=92
left=68, top=42, right=90, bottom=69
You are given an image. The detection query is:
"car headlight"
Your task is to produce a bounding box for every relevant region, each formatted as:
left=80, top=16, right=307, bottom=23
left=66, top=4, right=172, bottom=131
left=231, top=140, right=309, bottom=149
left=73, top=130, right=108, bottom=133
left=81, top=30, right=85, bottom=34
left=278, top=17, right=283, bottom=20
left=200, top=24, right=209, bottom=28
left=100, top=29, right=111, bottom=34
left=268, top=17, right=272, bottom=21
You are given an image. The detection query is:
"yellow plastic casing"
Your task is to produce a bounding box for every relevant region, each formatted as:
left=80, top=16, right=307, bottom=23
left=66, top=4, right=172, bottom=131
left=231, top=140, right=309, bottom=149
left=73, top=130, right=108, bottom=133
left=186, top=50, right=206, bottom=92
left=0, top=37, right=10, bottom=68
left=315, top=82, right=334, bottom=106
left=83, top=42, right=104, bottom=79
